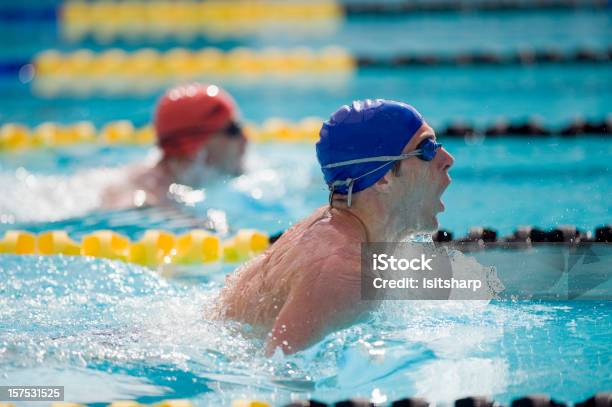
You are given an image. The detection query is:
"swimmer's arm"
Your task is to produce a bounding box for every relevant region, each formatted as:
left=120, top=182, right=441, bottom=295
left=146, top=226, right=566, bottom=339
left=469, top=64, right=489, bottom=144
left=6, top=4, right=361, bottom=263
left=100, top=165, right=159, bottom=209
left=265, top=258, right=364, bottom=356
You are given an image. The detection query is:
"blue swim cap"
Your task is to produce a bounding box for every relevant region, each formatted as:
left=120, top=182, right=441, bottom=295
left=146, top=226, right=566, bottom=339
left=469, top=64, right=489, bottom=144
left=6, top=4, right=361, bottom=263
left=316, top=99, right=424, bottom=196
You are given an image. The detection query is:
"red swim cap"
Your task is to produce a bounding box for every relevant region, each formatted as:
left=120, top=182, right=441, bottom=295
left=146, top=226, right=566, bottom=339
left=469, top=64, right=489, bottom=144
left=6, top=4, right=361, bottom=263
left=154, top=83, right=237, bottom=158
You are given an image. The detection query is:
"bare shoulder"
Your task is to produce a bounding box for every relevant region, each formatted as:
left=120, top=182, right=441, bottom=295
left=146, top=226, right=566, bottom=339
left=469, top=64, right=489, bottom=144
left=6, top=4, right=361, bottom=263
left=263, top=206, right=363, bottom=286
left=304, top=208, right=363, bottom=257
left=295, top=212, right=362, bottom=285
left=100, top=165, right=159, bottom=209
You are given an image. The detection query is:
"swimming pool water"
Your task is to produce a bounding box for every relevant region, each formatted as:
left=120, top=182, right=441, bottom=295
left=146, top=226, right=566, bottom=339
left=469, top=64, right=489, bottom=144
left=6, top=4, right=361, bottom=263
left=3, top=8, right=611, bottom=59
left=2, top=64, right=611, bottom=128
left=1, top=138, right=610, bottom=238
left=1, top=254, right=610, bottom=406
left=1, top=2, right=611, bottom=405
left=1, top=7, right=611, bottom=126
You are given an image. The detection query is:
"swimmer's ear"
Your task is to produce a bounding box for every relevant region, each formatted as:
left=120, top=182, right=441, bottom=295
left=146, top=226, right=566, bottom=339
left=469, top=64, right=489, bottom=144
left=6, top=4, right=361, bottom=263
left=372, top=171, right=394, bottom=194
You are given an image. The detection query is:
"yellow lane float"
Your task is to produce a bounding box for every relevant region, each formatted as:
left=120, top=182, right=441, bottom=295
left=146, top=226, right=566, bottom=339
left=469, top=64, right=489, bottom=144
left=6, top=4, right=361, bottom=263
left=231, top=401, right=271, bottom=407
left=0, top=118, right=323, bottom=152
left=222, top=229, right=269, bottom=263
left=129, top=229, right=177, bottom=266
left=175, top=230, right=221, bottom=264
left=60, top=0, right=341, bottom=42
left=34, top=121, right=95, bottom=147
left=0, top=230, right=36, bottom=254
left=100, top=120, right=136, bottom=144
left=0, top=229, right=270, bottom=266
left=32, top=47, right=355, bottom=97
left=153, top=400, right=195, bottom=407
left=38, top=231, right=81, bottom=256
left=108, top=402, right=144, bottom=407
left=82, top=230, right=131, bottom=261
left=0, top=124, right=31, bottom=150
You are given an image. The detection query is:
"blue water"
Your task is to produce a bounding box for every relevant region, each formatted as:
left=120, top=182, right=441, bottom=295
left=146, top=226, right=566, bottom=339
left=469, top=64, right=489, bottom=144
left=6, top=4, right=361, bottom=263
left=2, top=9, right=611, bottom=59
left=1, top=255, right=611, bottom=406
left=1, top=8, right=611, bottom=126
left=1, top=138, right=610, bottom=238
left=1, top=65, right=610, bottom=130
left=1, top=3, right=611, bottom=406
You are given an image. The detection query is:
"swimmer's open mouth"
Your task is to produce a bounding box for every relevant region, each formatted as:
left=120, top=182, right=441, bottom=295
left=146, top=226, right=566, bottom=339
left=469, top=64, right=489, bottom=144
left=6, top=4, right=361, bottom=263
left=436, top=174, right=451, bottom=212
left=441, top=164, right=452, bottom=193
left=440, top=173, right=452, bottom=195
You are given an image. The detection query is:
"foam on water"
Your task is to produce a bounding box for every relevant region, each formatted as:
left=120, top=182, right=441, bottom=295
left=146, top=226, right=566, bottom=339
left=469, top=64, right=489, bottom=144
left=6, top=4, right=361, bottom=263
left=1, top=255, right=610, bottom=405
left=2, top=139, right=611, bottom=236
left=0, top=144, right=322, bottom=235
left=0, top=167, right=119, bottom=223
left=0, top=144, right=610, bottom=405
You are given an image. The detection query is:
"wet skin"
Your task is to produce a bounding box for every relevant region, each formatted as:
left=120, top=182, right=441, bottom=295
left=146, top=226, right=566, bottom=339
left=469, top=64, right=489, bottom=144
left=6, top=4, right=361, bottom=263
left=216, top=122, right=454, bottom=355
left=101, top=130, right=246, bottom=209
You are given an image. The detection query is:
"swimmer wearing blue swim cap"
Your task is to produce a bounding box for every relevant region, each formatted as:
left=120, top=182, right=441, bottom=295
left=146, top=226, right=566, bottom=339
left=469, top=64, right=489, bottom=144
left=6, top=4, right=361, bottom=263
left=217, top=99, right=454, bottom=355
left=317, top=99, right=442, bottom=209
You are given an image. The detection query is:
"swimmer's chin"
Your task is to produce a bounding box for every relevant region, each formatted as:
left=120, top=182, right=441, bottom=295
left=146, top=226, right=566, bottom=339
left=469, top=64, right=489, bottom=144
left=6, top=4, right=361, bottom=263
left=435, top=198, right=445, bottom=214
left=431, top=216, right=439, bottom=231
left=418, top=214, right=439, bottom=234
left=429, top=200, right=445, bottom=230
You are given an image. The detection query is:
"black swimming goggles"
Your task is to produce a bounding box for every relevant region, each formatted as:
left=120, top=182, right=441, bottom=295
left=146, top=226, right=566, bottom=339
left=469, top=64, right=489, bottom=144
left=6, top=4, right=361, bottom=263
left=158, top=120, right=244, bottom=148
left=224, top=121, right=244, bottom=139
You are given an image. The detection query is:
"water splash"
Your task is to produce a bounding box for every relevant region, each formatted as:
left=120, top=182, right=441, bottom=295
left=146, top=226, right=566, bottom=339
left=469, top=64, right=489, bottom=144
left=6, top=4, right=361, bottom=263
left=1, top=252, right=611, bottom=405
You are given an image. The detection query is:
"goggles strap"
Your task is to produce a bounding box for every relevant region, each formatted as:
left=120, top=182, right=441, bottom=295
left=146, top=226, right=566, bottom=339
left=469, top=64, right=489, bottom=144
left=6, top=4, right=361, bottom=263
left=322, top=150, right=422, bottom=169
left=325, top=142, right=443, bottom=208
left=328, top=158, right=401, bottom=207
left=328, top=184, right=335, bottom=207
left=347, top=179, right=355, bottom=207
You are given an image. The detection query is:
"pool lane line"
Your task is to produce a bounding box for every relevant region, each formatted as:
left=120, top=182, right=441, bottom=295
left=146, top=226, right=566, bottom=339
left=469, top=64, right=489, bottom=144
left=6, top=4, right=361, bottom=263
left=432, top=225, right=612, bottom=244
left=1, top=46, right=610, bottom=79
left=1, top=118, right=611, bottom=155
left=2, top=392, right=607, bottom=407
left=343, top=0, right=609, bottom=14
left=268, top=225, right=612, bottom=246
left=1, top=117, right=611, bottom=154
left=355, top=48, right=612, bottom=67
left=1, top=0, right=609, bottom=23
left=0, top=229, right=270, bottom=265
left=1, top=225, right=610, bottom=261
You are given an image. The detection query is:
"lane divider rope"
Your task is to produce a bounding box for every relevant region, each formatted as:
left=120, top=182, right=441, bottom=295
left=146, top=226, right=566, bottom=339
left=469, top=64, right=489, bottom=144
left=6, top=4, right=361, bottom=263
left=59, top=0, right=342, bottom=42
left=343, top=0, right=608, bottom=14
left=0, top=392, right=610, bottom=407
left=1, top=117, right=610, bottom=152
left=433, top=225, right=612, bottom=244
left=1, top=225, right=609, bottom=266
left=0, top=228, right=269, bottom=266
left=17, top=46, right=611, bottom=96
left=29, top=47, right=354, bottom=97
left=1, top=0, right=608, bottom=25
left=57, top=0, right=607, bottom=43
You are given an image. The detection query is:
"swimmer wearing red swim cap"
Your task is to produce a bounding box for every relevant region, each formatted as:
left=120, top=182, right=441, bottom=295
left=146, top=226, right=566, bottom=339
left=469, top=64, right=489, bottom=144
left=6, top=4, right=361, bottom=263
left=102, top=83, right=246, bottom=209
left=155, top=83, right=245, bottom=171
left=215, top=99, right=455, bottom=356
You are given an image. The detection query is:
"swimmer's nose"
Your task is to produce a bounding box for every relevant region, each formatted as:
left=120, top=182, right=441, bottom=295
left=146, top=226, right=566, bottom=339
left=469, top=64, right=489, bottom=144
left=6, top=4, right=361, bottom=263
left=438, top=147, right=454, bottom=171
